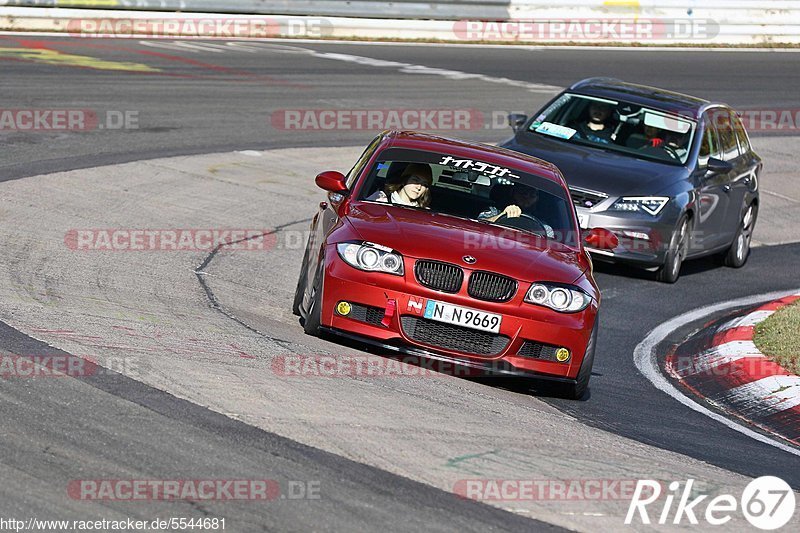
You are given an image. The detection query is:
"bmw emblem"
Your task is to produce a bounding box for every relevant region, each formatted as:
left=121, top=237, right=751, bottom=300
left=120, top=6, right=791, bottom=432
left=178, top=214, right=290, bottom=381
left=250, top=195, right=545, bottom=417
left=462, top=255, right=477, bottom=264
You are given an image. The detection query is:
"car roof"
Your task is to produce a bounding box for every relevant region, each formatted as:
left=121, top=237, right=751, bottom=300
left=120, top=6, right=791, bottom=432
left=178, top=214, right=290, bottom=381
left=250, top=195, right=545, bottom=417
left=569, top=77, right=715, bottom=119
left=380, top=131, right=565, bottom=186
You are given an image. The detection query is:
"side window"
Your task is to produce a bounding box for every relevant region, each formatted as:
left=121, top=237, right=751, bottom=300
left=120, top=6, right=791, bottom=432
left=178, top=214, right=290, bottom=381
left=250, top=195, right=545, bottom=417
left=732, top=113, right=751, bottom=155
left=345, top=135, right=382, bottom=190
left=698, top=114, right=720, bottom=168
left=715, top=111, right=740, bottom=161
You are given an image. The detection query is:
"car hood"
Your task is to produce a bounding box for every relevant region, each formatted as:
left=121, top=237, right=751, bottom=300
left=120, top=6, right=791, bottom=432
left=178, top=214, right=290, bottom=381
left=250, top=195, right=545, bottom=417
left=345, top=202, right=588, bottom=284
left=502, top=132, right=688, bottom=197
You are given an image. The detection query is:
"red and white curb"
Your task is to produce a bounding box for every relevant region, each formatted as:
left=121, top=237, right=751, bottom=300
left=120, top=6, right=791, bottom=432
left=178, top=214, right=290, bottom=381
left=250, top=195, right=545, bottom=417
left=634, top=289, right=800, bottom=457
left=665, top=294, right=800, bottom=446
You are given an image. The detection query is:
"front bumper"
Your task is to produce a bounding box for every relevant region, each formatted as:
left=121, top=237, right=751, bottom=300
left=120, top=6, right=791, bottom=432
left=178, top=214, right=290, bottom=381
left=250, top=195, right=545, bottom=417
left=320, top=252, right=597, bottom=380
left=579, top=209, right=676, bottom=268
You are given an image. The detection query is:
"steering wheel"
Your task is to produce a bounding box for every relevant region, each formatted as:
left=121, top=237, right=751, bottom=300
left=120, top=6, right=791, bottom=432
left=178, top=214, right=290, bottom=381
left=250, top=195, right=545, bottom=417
left=662, top=145, right=682, bottom=161
left=495, top=213, right=548, bottom=236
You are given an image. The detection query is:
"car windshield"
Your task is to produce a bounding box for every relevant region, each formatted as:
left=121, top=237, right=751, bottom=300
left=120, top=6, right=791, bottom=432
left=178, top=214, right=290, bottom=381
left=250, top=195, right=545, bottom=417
left=528, top=93, right=697, bottom=165
left=357, top=147, right=578, bottom=247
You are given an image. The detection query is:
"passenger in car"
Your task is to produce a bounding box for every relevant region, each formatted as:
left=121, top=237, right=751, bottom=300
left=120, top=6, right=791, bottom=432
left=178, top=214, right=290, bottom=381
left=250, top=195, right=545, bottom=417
left=366, top=163, right=433, bottom=208
left=627, top=125, right=665, bottom=149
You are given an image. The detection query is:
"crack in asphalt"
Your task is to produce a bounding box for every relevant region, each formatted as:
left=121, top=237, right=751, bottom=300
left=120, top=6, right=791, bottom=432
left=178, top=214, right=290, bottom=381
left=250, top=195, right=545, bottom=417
left=193, top=217, right=312, bottom=352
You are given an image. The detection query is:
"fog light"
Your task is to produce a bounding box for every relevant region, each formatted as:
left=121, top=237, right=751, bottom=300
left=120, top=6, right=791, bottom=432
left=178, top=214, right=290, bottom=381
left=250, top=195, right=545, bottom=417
left=336, top=301, right=352, bottom=316
left=555, top=348, right=570, bottom=362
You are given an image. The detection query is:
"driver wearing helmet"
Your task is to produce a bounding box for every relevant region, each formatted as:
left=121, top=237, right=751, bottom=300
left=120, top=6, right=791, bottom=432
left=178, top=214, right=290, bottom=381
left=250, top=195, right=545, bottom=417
left=478, top=184, right=555, bottom=238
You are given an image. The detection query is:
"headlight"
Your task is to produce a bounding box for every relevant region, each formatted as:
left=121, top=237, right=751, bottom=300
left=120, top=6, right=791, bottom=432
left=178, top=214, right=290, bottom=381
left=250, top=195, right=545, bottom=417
left=337, top=242, right=404, bottom=275
left=525, top=283, right=591, bottom=313
left=609, top=196, right=669, bottom=216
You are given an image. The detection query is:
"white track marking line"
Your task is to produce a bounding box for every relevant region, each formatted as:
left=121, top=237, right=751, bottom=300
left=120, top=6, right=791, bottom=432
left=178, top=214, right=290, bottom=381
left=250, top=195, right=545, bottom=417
left=762, top=189, right=799, bottom=203
left=225, top=42, right=312, bottom=53
left=139, top=40, right=201, bottom=53
left=181, top=41, right=246, bottom=53
left=161, top=41, right=227, bottom=53
left=633, top=288, right=800, bottom=457
left=309, top=51, right=562, bottom=93
left=135, top=39, right=562, bottom=93
left=235, top=45, right=562, bottom=94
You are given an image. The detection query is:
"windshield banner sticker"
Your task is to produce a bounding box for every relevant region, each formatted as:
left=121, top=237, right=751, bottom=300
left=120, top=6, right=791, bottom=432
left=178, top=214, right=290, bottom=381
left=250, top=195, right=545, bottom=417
left=438, top=156, right=521, bottom=179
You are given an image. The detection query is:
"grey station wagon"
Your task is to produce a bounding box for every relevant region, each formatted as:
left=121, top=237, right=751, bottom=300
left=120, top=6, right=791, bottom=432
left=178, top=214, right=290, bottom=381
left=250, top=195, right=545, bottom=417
left=501, top=78, right=761, bottom=283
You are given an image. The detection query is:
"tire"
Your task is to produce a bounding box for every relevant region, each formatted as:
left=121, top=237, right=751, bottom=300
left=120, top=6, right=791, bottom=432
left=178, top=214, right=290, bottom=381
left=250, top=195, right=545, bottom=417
left=561, top=317, right=598, bottom=400
left=655, top=215, right=690, bottom=284
left=721, top=203, right=757, bottom=268
left=292, top=240, right=312, bottom=316
left=302, top=259, right=324, bottom=336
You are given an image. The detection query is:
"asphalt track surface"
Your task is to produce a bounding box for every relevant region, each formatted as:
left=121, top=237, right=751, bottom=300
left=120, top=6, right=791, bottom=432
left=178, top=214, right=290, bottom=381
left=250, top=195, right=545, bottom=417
left=2, top=36, right=800, bottom=529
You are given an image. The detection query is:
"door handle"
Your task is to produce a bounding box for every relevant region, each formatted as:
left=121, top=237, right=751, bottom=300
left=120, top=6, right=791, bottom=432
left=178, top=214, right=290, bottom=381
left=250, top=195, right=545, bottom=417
left=722, top=184, right=731, bottom=193
left=319, top=201, right=328, bottom=210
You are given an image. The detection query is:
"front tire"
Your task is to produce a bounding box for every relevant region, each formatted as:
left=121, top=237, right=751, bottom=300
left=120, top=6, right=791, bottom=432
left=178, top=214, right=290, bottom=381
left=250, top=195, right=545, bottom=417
left=721, top=203, right=757, bottom=268
left=292, top=239, right=312, bottom=316
left=303, top=260, right=324, bottom=336
left=655, top=215, right=689, bottom=284
left=560, top=317, right=598, bottom=400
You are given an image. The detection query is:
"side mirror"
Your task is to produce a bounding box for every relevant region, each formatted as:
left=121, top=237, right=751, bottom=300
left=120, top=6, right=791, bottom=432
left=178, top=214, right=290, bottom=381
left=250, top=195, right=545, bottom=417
left=508, top=113, right=528, bottom=133
left=706, top=157, right=733, bottom=175
left=585, top=228, right=619, bottom=250
left=315, top=171, right=347, bottom=193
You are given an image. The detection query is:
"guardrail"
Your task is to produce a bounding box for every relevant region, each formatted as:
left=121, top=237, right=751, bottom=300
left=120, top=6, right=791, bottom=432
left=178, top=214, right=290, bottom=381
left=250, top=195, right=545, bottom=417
left=1, top=1, right=798, bottom=44
left=0, top=1, right=512, bottom=19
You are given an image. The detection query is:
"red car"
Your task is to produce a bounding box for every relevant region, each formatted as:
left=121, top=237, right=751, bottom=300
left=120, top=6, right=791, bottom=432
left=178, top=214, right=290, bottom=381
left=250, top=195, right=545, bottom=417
left=293, top=131, right=614, bottom=399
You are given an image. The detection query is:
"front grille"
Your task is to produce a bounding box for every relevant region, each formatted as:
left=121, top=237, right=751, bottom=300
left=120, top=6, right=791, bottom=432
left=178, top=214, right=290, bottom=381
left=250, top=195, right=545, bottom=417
left=517, top=341, right=561, bottom=362
left=569, top=186, right=608, bottom=209
left=468, top=271, right=517, bottom=302
left=400, top=316, right=509, bottom=356
left=347, top=303, right=384, bottom=326
left=414, top=260, right=463, bottom=293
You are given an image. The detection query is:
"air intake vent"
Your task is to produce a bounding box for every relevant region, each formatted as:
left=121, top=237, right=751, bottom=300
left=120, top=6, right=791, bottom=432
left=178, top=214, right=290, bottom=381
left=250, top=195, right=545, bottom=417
left=569, top=187, right=607, bottom=209
left=401, top=316, right=509, bottom=356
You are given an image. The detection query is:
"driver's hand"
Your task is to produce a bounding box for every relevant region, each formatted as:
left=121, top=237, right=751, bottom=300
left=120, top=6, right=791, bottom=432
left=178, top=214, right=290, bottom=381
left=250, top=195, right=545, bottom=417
left=503, top=205, right=522, bottom=218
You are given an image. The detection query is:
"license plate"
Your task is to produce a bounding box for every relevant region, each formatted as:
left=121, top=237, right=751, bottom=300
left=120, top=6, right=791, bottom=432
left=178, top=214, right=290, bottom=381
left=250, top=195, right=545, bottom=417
left=423, top=300, right=502, bottom=334
left=577, top=213, right=589, bottom=229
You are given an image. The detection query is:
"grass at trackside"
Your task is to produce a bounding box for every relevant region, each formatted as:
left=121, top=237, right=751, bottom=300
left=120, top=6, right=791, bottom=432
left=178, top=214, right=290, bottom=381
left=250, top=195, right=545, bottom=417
left=754, top=301, right=800, bottom=375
